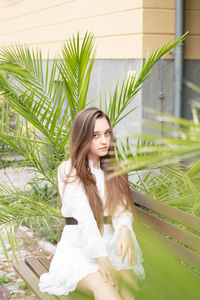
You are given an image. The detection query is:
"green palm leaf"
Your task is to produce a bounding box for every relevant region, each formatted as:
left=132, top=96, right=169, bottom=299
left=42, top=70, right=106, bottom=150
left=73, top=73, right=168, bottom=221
left=104, top=33, right=188, bottom=127
left=59, top=31, right=96, bottom=118
left=0, top=31, right=189, bottom=264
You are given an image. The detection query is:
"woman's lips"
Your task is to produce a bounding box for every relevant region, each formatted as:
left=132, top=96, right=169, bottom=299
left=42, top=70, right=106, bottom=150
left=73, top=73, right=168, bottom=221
left=99, top=147, right=108, bottom=150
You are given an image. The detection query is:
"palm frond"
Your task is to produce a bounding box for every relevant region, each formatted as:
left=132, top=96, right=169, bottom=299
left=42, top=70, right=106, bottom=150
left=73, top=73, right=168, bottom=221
left=0, top=182, right=61, bottom=225
left=115, top=114, right=200, bottom=175
left=105, top=33, right=188, bottom=127
left=59, top=31, right=96, bottom=119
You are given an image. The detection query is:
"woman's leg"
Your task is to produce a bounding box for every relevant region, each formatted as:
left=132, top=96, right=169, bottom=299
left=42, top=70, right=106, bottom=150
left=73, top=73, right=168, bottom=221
left=76, top=270, right=122, bottom=300
left=118, top=269, right=139, bottom=300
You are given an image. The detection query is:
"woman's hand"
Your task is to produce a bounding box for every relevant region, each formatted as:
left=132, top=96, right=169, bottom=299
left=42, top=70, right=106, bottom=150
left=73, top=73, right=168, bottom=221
left=117, top=226, right=137, bottom=265
left=95, top=257, right=120, bottom=290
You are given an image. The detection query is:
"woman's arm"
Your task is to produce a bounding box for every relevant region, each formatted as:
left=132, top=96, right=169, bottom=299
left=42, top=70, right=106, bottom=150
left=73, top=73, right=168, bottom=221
left=95, top=257, right=119, bottom=288
left=58, top=161, right=108, bottom=259
left=58, top=161, right=121, bottom=287
left=117, top=225, right=137, bottom=265
left=112, top=206, right=137, bottom=265
left=112, top=205, right=133, bottom=232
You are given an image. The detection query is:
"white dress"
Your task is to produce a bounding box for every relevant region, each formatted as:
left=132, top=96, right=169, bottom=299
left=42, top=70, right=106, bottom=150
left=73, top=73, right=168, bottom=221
left=39, top=159, right=145, bottom=296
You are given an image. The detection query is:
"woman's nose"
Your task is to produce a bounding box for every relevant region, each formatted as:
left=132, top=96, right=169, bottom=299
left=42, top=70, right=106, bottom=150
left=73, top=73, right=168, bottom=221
left=100, top=135, right=106, bottom=143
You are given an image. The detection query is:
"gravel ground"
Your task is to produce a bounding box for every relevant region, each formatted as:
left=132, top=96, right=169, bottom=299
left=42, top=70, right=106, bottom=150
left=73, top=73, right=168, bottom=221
left=0, top=166, right=53, bottom=299
left=0, top=227, right=52, bottom=300
left=0, top=166, right=44, bottom=190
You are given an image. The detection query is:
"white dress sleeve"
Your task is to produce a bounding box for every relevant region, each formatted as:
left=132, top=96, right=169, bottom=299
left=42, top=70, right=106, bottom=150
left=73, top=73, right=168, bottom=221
left=112, top=204, right=133, bottom=232
left=57, top=160, right=108, bottom=259
left=111, top=203, right=144, bottom=268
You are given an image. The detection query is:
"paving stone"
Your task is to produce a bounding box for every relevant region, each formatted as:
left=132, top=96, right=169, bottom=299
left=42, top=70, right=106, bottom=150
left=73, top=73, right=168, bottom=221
left=0, top=286, right=11, bottom=300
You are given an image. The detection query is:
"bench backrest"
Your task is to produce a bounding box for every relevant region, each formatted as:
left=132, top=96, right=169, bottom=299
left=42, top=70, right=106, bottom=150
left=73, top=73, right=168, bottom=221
left=131, top=190, right=200, bottom=275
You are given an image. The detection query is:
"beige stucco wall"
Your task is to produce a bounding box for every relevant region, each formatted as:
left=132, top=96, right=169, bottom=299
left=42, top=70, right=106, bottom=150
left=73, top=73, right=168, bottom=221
left=143, top=0, right=200, bottom=59
left=185, top=0, right=200, bottom=59
left=0, top=0, right=199, bottom=59
left=0, top=0, right=143, bottom=58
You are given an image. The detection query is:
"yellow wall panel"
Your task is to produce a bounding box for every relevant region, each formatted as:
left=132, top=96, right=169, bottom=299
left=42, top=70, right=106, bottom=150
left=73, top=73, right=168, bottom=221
left=185, top=1, right=200, bottom=58
left=143, top=9, right=174, bottom=34
left=0, top=0, right=143, bottom=59
left=0, top=0, right=199, bottom=59
left=0, top=9, right=143, bottom=37
left=0, top=10, right=142, bottom=45
left=0, top=0, right=141, bottom=27
left=185, top=10, right=200, bottom=35
left=185, top=0, right=200, bottom=10
left=143, top=34, right=174, bottom=59
left=96, top=35, right=143, bottom=59
left=0, top=0, right=25, bottom=9
left=0, top=0, right=74, bottom=20
left=185, top=35, right=200, bottom=59
left=36, top=34, right=143, bottom=59
left=143, top=0, right=175, bottom=9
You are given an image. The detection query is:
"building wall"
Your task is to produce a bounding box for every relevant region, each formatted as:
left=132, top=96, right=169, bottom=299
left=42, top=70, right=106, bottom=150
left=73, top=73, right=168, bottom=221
left=0, top=0, right=199, bottom=60
left=183, top=1, right=200, bottom=118
left=0, top=0, right=143, bottom=59
left=185, top=0, right=200, bottom=59
left=143, top=0, right=175, bottom=58
left=0, top=0, right=200, bottom=123
left=142, top=0, right=200, bottom=123
left=1, top=0, right=200, bottom=61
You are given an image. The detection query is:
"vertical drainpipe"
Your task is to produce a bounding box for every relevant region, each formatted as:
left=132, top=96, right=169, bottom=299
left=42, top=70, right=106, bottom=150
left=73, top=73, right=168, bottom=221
left=174, top=0, right=185, bottom=118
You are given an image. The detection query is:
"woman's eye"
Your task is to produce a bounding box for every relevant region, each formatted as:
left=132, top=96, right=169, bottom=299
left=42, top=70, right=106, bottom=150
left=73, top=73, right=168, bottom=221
left=93, top=134, right=98, bottom=138
left=105, top=131, right=110, bottom=136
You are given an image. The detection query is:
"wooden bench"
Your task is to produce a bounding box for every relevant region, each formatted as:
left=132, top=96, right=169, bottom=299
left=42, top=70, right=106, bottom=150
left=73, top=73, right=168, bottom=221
left=13, top=256, right=93, bottom=300
left=13, top=191, right=200, bottom=299
left=132, top=190, right=200, bottom=280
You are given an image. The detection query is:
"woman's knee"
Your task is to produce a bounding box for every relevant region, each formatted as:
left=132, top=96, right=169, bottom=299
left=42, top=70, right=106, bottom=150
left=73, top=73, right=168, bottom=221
left=76, top=270, right=110, bottom=295
left=77, top=270, right=120, bottom=297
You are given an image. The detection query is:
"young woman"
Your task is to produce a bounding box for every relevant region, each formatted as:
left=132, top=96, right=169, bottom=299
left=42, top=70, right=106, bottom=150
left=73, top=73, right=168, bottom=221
left=39, top=107, right=145, bottom=300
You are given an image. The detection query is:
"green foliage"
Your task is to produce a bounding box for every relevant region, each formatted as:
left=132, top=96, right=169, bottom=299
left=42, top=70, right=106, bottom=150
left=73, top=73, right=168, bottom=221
left=115, top=82, right=200, bottom=216
left=15, top=280, right=29, bottom=290
left=0, top=28, right=198, bottom=300
left=0, top=273, right=11, bottom=285
left=59, top=32, right=96, bottom=118
left=117, top=117, right=200, bottom=174
left=135, top=227, right=199, bottom=300
left=103, top=33, right=188, bottom=127
left=28, top=216, right=63, bottom=245
left=137, top=165, right=200, bottom=216
left=27, top=181, right=58, bottom=206
left=0, top=182, right=61, bottom=225
left=0, top=30, right=187, bottom=268
left=22, top=182, right=63, bottom=244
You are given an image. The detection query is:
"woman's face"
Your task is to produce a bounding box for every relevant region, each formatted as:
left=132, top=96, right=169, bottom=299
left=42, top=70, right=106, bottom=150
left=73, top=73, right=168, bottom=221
left=88, top=117, right=111, bottom=161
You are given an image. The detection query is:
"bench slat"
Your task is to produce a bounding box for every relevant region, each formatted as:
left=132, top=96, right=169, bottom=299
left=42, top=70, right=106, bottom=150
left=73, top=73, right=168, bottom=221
left=37, top=257, right=51, bottom=270
left=13, top=260, right=57, bottom=300
left=131, top=190, right=200, bottom=232
left=25, top=257, right=75, bottom=300
left=136, top=206, right=200, bottom=251
left=25, top=257, right=49, bottom=277
left=36, top=257, right=94, bottom=300
left=139, top=224, right=200, bottom=272
left=132, top=190, right=200, bottom=232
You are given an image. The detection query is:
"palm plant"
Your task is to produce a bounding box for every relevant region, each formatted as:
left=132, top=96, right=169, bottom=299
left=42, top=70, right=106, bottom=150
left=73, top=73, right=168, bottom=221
left=0, top=31, right=186, bottom=263
left=114, top=84, right=200, bottom=216
left=1, top=30, right=199, bottom=300
left=114, top=99, right=200, bottom=299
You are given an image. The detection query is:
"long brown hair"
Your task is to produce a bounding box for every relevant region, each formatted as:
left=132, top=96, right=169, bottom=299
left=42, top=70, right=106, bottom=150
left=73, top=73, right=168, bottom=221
left=63, top=107, right=134, bottom=235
